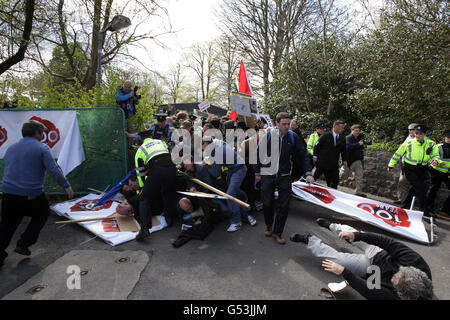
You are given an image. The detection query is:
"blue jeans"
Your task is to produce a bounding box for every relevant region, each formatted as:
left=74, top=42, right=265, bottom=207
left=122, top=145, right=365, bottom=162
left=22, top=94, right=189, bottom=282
left=227, top=166, right=248, bottom=224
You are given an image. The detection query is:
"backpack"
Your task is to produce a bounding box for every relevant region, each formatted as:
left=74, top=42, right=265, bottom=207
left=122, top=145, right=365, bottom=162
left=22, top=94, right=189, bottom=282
left=267, top=129, right=295, bottom=145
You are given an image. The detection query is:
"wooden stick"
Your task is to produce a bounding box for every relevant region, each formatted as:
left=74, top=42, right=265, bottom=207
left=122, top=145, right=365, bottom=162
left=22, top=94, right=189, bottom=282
left=190, top=177, right=251, bottom=210
left=55, top=216, right=116, bottom=224
left=88, top=188, right=104, bottom=194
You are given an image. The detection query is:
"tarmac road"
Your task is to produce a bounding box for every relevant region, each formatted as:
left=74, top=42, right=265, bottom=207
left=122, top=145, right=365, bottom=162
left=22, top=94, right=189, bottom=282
left=0, top=185, right=449, bottom=300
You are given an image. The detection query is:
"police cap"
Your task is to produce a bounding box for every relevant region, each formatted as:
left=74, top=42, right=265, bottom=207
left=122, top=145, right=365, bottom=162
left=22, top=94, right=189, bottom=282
left=315, top=123, right=325, bottom=129
left=156, top=113, right=167, bottom=121
left=414, top=124, right=428, bottom=134
left=444, top=129, right=450, bottom=138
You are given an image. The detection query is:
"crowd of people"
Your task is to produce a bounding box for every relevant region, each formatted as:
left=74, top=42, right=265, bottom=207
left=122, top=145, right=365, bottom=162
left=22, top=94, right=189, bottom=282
left=0, top=82, right=448, bottom=299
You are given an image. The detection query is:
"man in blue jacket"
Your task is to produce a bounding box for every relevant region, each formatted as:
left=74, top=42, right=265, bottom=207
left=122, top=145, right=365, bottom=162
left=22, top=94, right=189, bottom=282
left=0, top=121, right=73, bottom=267
left=116, top=80, right=140, bottom=119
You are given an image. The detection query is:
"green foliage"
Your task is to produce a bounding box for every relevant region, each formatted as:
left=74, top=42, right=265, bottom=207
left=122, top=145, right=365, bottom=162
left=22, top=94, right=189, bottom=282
left=48, top=43, right=88, bottom=85
left=264, top=0, right=449, bottom=145
left=366, top=142, right=400, bottom=152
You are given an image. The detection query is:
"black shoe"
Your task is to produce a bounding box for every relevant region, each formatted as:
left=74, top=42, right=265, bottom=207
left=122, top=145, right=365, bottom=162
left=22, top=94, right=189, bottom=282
left=14, top=246, right=31, bottom=256
left=135, top=226, right=151, bottom=241
left=290, top=233, right=311, bottom=244
left=316, top=218, right=331, bottom=229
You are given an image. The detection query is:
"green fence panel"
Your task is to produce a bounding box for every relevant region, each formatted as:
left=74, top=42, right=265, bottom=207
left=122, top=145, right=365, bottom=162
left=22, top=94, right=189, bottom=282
left=0, top=107, right=128, bottom=194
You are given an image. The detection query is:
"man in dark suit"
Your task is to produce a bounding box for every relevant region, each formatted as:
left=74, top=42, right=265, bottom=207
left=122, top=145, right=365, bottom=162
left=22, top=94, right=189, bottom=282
left=256, top=112, right=314, bottom=244
left=313, top=120, right=348, bottom=189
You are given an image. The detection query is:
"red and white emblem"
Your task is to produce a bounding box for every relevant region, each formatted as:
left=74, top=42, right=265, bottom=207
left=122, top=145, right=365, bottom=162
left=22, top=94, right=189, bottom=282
left=29, top=116, right=61, bottom=148
left=0, top=126, right=7, bottom=148
left=358, top=203, right=411, bottom=228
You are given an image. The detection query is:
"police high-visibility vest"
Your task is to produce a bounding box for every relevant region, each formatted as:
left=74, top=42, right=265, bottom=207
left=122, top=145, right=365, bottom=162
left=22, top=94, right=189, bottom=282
left=389, top=137, right=439, bottom=168
left=134, top=138, right=169, bottom=187
left=431, top=143, right=450, bottom=174
left=307, top=132, right=320, bottom=156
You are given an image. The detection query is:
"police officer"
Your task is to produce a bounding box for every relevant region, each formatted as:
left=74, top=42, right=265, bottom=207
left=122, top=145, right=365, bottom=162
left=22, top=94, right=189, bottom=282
left=388, top=125, right=439, bottom=217
left=134, top=131, right=177, bottom=240
left=307, top=124, right=325, bottom=157
left=149, top=113, right=172, bottom=142
left=426, top=129, right=450, bottom=217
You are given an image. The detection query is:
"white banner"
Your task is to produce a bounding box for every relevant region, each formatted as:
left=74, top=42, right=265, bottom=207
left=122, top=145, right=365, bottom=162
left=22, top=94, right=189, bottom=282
left=230, top=95, right=258, bottom=116
left=0, top=110, right=85, bottom=175
left=51, top=194, right=167, bottom=247
left=198, top=100, right=211, bottom=112
left=291, top=181, right=429, bottom=244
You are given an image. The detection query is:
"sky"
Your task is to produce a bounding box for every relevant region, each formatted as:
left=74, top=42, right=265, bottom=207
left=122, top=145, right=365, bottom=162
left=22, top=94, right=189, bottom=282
left=135, top=0, right=384, bottom=75
left=136, top=0, right=223, bottom=74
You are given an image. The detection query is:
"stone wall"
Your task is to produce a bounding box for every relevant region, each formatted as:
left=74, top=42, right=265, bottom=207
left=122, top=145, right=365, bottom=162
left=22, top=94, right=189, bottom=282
left=339, top=150, right=448, bottom=212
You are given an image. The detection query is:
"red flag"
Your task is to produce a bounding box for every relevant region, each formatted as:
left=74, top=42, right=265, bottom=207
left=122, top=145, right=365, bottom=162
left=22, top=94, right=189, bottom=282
left=228, top=111, right=237, bottom=120
left=238, top=60, right=253, bottom=96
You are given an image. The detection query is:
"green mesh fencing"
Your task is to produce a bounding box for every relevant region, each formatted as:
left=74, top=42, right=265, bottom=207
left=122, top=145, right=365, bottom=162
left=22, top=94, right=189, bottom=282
left=0, top=107, right=128, bottom=195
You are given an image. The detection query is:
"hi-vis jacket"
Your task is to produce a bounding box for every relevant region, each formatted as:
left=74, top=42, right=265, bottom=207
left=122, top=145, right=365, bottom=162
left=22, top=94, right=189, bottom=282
left=307, top=132, right=320, bottom=156
left=134, top=138, right=169, bottom=187
left=388, top=137, right=439, bottom=168
left=430, top=143, right=450, bottom=174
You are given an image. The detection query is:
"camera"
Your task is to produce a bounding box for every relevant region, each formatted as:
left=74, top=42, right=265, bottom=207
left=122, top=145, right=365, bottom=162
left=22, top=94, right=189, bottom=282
left=133, top=86, right=142, bottom=99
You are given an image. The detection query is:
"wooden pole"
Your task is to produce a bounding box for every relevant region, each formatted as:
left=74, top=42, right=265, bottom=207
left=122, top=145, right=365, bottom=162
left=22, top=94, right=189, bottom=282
left=55, top=216, right=116, bottom=224
left=190, top=177, right=250, bottom=210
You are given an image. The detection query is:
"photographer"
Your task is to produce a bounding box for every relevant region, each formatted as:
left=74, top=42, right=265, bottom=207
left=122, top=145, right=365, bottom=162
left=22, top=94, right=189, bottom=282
left=116, top=80, right=140, bottom=119
left=341, top=124, right=371, bottom=197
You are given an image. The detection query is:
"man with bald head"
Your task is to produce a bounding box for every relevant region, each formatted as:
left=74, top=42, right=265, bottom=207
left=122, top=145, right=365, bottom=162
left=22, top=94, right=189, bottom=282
left=116, top=80, right=140, bottom=119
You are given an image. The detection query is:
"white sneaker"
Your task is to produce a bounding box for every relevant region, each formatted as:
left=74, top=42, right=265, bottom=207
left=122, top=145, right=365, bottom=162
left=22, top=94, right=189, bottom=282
left=227, top=223, right=242, bottom=232
left=247, top=215, right=257, bottom=226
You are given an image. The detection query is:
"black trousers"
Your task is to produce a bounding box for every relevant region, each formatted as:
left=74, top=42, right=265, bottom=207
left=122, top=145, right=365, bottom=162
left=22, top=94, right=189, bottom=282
left=261, top=174, right=292, bottom=236
left=241, top=164, right=257, bottom=210
left=0, top=193, right=49, bottom=260
left=313, top=166, right=339, bottom=189
left=139, top=159, right=178, bottom=228
left=426, top=169, right=450, bottom=214
left=402, top=164, right=428, bottom=214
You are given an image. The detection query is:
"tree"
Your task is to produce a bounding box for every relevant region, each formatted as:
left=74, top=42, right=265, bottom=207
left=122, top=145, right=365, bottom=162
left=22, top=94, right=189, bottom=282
left=215, top=34, right=241, bottom=108
left=218, top=0, right=312, bottom=96
left=164, top=62, right=183, bottom=103
left=184, top=41, right=219, bottom=102
left=347, top=0, right=449, bottom=142
left=0, top=0, right=35, bottom=75
left=29, top=0, right=172, bottom=89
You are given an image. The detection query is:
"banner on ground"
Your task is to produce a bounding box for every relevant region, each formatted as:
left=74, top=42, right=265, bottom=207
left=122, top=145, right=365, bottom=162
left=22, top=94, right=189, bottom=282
left=291, top=181, right=429, bottom=244
left=0, top=110, right=85, bottom=176
left=51, top=193, right=168, bottom=246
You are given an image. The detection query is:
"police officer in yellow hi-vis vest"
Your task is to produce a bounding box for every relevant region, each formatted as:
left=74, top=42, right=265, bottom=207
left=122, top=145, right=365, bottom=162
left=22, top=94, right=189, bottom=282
left=307, top=123, right=325, bottom=157
left=388, top=124, right=439, bottom=217
left=134, top=130, right=177, bottom=240
left=426, top=129, right=450, bottom=217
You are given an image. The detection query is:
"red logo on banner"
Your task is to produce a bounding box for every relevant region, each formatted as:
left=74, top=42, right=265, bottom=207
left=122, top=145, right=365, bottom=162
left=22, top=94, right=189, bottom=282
left=295, top=185, right=336, bottom=204
left=0, top=126, right=7, bottom=148
left=29, top=116, right=60, bottom=148
left=102, top=213, right=120, bottom=232
left=70, top=199, right=113, bottom=212
left=358, top=203, right=411, bottom=228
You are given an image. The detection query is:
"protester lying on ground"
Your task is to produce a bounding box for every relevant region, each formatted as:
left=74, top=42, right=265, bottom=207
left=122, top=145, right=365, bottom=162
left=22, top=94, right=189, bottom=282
left=290, top=218, right=433, bottom=300
left=172, top=196, right=224, bottom=248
